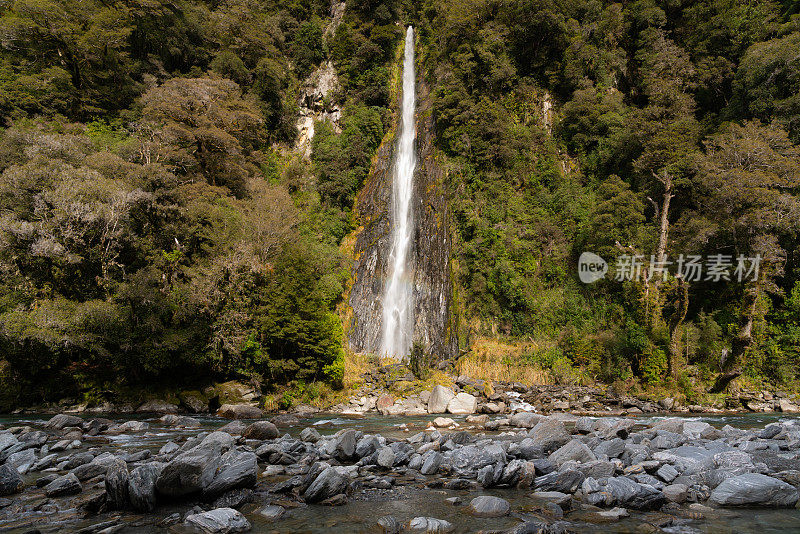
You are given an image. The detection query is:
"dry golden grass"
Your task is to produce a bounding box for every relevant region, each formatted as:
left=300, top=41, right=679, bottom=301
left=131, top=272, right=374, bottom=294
left=456, top=337, right=554, bottom=385
left=343, top=349, right=378, bottom=389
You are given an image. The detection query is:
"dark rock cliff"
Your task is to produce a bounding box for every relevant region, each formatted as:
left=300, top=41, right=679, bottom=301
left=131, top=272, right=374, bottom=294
left=347, top=63, right=458, bottom=361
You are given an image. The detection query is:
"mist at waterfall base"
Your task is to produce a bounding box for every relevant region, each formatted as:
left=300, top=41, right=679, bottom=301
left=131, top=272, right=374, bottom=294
left=380, top=26, right=416, bottom=361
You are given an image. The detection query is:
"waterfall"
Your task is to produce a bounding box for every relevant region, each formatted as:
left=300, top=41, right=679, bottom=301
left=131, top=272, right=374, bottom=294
left=380, top=26, right=416, bottom=360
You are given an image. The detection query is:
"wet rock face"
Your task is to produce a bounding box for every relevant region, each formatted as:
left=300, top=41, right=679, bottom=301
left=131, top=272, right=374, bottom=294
left=348, top=65, right=458, bottom=361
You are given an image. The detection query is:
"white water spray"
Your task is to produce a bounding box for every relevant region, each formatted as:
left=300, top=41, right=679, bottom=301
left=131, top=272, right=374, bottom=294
left=380, top=26, right=416, bottom=360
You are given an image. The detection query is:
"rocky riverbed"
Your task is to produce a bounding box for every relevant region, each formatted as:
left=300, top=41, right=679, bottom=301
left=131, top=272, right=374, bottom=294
left=2, top=409, right=800, bottom=533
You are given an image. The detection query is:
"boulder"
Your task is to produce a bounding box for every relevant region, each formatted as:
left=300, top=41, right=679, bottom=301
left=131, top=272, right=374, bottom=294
left=300, top=427, right=322, bottom=443
left=534, top=470, right=585, bottom=493
left=0, top=432, right=19, bottom=454
left=461, top=416, right=484, bottom=429
left=184, top=507, right=251, bottom=533
left=203, top=450, right=258, bottom=498
left=72, top=453, right=118, bottom=480
left=427, top=386, right=455, bottom=414
left=217, top=404, right=263, bottom=419
left=376, top=394, right=395, bottom=415
left=137, top=399, right=179, bottom=414
left=355, top=436, right=380, bottom=458
left=407, top=517, right=455, bottom=533
left=469, top=495, right=510, bottom=517
left=510, top=412, right=541, bottom=429
left=156, top=446, right=222, bottom=498
left=45, top=473, right=82, bottom=497
left=549, top=440, right=596, bottom=466
left=179, top=392, right=208, bottom=413
left=6, top=449, right=36, bottom=474
left=258, top=505, right=285, bottom=520
left=45, top=414, right=84, bottom=430
left=0, top=464, right=23, bottom=496
left=161, top=414, right=202, bottom=428
left=378, top=515, right=401, bottom=534
left=129, top=463, right=161, bottom=511
left=531, top=491, right=572, bottom=508
left=18, top=430, right=47, bottom=447
left=574, top=417, right=597, bottom=434
left=433, top=417, right=456, bottom=428
left=447, top=393, right=477, bottom=415
left=270, top=414, right=300, bottom=427
left=243, top=421, right=278, bottom=441
left=594, top=437, right=625, bottom=459
left=420, top=451, right=443, bottom=475
left=377, top=447, right=396, bottom=469
left=333, top=429, right=359, bottom=460
left=663, top=483, right=688, bottom=503
left=211, top=422, right=243, bottom=437
left=528, top=418, right=570, bottom=453
left=605, top=477, right=666, bottom=510
left=450, top=445, right=505, bottom=478
left=200, top=431, right=236, bottom=453
left=709, top=473, right=799, bottom=507
left=657, top=464, right=679, bottom=483
left=104, top=458, right=130, bottom=509
left=304, top=466, right=349, bottom=503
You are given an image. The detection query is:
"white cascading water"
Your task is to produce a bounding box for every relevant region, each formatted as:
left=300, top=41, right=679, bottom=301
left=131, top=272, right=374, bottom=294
left=380, top=26, right=416, bottom=360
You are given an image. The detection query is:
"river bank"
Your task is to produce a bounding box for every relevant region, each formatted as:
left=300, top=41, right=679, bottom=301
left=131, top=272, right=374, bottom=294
left=2, top=408, right=800, bottom=533
left=11, top=365, right=800, bottom=420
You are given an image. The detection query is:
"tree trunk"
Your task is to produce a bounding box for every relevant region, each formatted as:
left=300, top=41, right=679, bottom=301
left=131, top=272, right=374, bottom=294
left=654, top=170, right=673, bottom=276
left=709, top=280, right=760, bottom=393
left=667, top=277, right=689, bottom=378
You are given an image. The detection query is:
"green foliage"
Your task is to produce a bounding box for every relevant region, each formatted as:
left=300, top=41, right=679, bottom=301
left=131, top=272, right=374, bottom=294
left=729, top=29, right=800, bottom=142
left=292, top=20, right=325, bottom=78
left=409, top=340, right=432, bottom=380
left=641, top=345, right=668, bottom=384
left=257, top=242, right=346, bottom=383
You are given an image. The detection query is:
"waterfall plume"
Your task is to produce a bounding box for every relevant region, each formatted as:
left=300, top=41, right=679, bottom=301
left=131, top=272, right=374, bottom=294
left=380, top=26, right=416, bottom=360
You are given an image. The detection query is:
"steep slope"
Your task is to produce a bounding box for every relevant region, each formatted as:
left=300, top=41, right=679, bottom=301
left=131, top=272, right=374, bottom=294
left=347, top=41, right=457, bottom=362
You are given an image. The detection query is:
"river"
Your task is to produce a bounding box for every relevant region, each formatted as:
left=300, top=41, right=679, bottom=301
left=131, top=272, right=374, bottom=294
left=2, top=412, right=800, bottom=533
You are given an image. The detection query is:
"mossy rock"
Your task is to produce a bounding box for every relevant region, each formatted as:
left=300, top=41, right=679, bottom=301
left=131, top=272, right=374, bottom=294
left=206, top=381, right=259, bottom=405
left=178, top=390, right=209, bottom=413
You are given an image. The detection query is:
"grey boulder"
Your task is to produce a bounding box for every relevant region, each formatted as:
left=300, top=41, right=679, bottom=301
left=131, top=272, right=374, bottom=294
left=407, top=517, right=454, bottom=533
left=303, top=466, right=349, bottom=503
left=243, top=421, right=278, bottom=440
left=45, top=473, right=82, bottom=497
left=469, top=495, right=510, bottom=517
left=105, top=458, right=130, bottom=508
left=0, top=464, right=23, bottom=496
left=427, top=386, right=455, bottom=414
left=709, top=473, right=799, bottom=507
left=549, top=440, right=596, bottom=466
left=184, top=507, right=251, bottom=533
left=203, top=450, right=258, bottom=498
left=129, top=463, right=162, bottom=511
left=606, top=477, right=666, bottom=510
left=156, top=446, right=221, bottom=498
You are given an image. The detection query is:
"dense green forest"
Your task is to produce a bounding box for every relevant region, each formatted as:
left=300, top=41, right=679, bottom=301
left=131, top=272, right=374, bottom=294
left=0, top=0, right=798, bottom=407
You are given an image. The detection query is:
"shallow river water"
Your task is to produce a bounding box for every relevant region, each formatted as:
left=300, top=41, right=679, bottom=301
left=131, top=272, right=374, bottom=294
left=2, top=412, right=800, bottom=533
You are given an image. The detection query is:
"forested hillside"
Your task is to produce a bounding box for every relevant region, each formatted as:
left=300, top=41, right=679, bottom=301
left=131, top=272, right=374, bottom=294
left=419, top=0, right=800, bottom=393
left=0, top=0, right=799, bottom=408
left=415, top=0, right=800, bottom=397
left=0, top=0, right=404, bottom=407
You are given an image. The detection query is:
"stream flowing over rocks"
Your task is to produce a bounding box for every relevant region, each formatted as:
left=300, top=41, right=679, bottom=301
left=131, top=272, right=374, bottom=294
left=3, top=407, right=800, bottom=533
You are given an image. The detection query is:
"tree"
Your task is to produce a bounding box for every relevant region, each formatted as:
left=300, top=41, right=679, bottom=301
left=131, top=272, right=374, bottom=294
left=139, top=77, right=264, bottom=198
left=730, top=30, right=800, bottom=143
left=693, top=121, right=800, bottom=390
